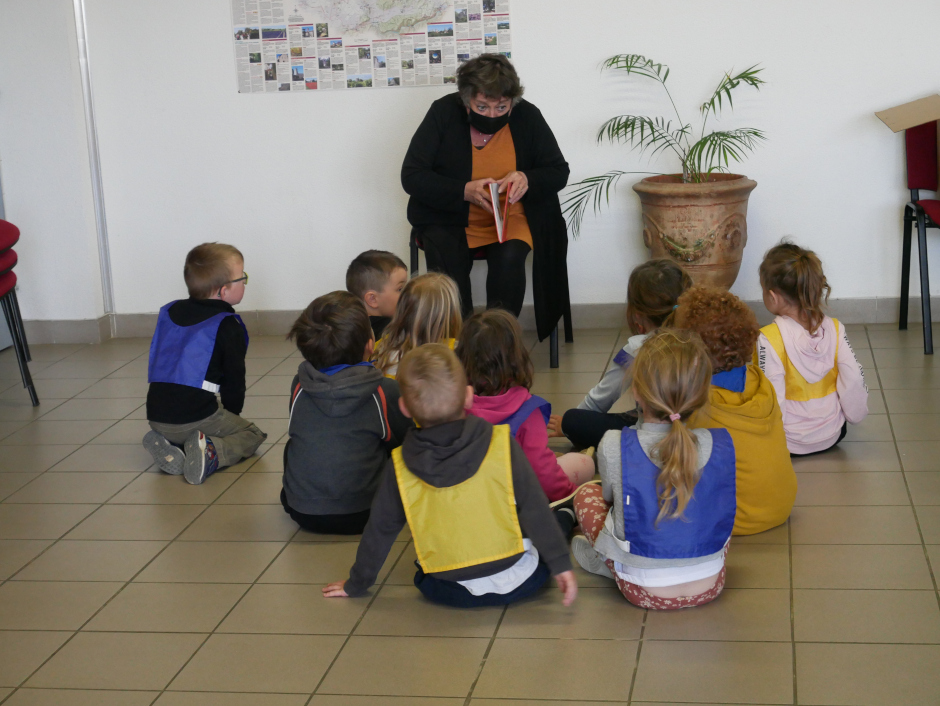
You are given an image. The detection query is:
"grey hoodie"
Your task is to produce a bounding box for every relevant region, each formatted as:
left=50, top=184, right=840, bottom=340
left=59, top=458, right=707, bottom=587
left=283, top=361, right=411, bottom=515
left=344, top=415, right=572, bottom=596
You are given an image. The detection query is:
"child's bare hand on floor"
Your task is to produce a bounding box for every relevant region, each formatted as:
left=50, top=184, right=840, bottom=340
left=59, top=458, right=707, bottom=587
left=322, top=580, right=349, bottom=598
left=555, top=570, right=578, bottom=606
left=547, top=414, right=565, bottom=438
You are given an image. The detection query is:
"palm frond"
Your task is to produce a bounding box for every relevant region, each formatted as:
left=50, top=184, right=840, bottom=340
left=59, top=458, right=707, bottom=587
left=700, top=65, right=765, bottom=120
left=685, top=128, right=766, bottom=176
left=602, top=54, right=670, bottom=84
left=597, top=115, right=688, bottom=162
left=562, top=170, right=657, bottom=239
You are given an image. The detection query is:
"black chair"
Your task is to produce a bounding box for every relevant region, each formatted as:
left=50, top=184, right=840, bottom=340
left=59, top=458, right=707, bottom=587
left=0, top=219, right=38, bottom=406
left=409, top=229, right=573, bottom=368
left=899, top=120, right=940, bottom=354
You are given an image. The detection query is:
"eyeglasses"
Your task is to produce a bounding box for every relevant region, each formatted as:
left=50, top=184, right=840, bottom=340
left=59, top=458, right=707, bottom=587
left=227, top=272, right=249, bottom=286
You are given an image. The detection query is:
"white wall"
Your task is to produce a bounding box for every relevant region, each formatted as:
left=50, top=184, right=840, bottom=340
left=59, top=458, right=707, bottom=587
left=3, top=0, right=940, bottom=321
left=0, top=0, right=103, bottom=320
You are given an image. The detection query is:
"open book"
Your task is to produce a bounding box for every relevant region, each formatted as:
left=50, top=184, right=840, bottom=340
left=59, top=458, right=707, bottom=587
left=488, top=182, right=511, bottom=243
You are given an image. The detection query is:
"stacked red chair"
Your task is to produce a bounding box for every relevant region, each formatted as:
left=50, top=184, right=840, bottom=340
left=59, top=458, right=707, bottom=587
left=0, top=219, right=38, bottom=406
left=899, top=120, right=940, bottom=354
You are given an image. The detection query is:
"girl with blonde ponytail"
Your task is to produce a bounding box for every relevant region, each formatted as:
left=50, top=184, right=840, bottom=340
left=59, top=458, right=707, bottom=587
left=570, top=329, right=737, bottom=610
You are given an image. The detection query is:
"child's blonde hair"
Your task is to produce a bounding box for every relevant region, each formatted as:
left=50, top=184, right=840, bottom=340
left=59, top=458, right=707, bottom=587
left=373, top=272, right=462, bottom=375
left=626, top=259, right=693, bottom=334
left=184, top=243, right=243, bottom=299
left=456, top=309, right=533, bottom=396
left=397, top=343, right=468, bottom=427
left=759, top=240, right=831, bottom=335
left=631, top=328, right=712, bottom=524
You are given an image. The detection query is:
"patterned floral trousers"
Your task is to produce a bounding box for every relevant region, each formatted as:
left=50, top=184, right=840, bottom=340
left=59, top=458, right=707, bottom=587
left=573, top=483, right=726, bottom=610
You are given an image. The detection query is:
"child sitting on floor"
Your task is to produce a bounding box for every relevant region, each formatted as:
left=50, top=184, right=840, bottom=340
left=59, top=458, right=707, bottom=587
left=674, top=286, right=797, bottom=535
left=757, top=241, right=868, bottom=455
left=571, top=328, right=736, bottom=609
left=323, top=343, right=577, bottom=607
left=346, top=249, right=409, bottom=340
left=372, top=272, right=462, bottom=379
left=457, top=309, right=594, bottom=506
left=144, top=242, right=266, bottom=485
left=281, top=291, right=410, bottom=535
left=554, top=259, right=692, bottom=449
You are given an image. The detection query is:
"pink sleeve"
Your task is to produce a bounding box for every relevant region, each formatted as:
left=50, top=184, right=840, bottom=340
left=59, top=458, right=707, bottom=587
left=836, top=326, right=869, bottom=424
left=515, top=410, right=577, bottom=503
left=757, top=333, right=788, bottom=427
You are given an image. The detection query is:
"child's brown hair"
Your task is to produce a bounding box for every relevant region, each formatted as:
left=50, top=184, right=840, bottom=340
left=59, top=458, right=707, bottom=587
left=346, top=250, right=408, bottom=299
left=632, top=328, right=712, bottom=523
left=673, top=286, right=759, bottom=372
left=373, top=272, right=462, bottom=375
left=456, top=309, right=533, bottom=396
left=184, top=243, right=243, bottom=299
left=626, top=259, right=693, bottom=334
left=759, top=241, right=831, bottom=335
left=397, top=343, right=468, bottom=427
left=288, top=291, right=372, bottom=369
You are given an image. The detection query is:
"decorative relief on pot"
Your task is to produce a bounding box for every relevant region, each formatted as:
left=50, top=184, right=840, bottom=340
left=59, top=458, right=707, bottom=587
left=632, top=175, right=757, bottom=290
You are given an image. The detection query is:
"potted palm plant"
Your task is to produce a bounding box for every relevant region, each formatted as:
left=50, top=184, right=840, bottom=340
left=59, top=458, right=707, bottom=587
left=564, top=55, right=766, bottom=288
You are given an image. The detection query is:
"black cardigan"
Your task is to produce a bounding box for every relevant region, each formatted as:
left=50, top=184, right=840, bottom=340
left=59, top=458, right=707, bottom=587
left=401, top=93, right=571, bottom=341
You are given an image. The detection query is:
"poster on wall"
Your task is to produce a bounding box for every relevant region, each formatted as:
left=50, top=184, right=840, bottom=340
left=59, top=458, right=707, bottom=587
left=231, top=0, right=512, bottom=93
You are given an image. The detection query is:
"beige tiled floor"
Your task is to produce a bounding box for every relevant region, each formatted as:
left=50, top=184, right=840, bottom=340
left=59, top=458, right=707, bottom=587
left=1, top=324, right=939, bottom=704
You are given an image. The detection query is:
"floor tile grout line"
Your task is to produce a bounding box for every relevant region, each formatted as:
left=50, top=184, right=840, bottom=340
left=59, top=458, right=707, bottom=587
left=871, top=324, right=940, bottom=613
left=4, top=470, right=237, bottom=692
left=460, top=605, right=508, bottom=706
left=787, top=516, right=797, bottom=706
left=151, top=525, right=300, bottom=700
left=625, top=607, right=647, bottom=704
left=303, top=539, right=412, bottom=705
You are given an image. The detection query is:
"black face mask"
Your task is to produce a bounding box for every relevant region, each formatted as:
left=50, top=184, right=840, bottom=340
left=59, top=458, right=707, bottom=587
left=467, top=109, right=510, bottom=135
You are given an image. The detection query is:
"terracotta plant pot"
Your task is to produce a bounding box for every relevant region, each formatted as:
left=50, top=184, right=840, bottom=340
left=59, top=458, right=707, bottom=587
left=632, top=173, right=757, bottom=289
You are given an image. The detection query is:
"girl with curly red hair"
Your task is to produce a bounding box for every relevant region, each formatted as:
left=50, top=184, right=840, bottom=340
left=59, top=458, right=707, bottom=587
left=674, top=286, right=796, bottom=536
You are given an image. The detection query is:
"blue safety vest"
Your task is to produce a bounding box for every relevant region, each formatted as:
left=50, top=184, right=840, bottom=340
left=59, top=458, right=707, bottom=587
left=499, top=394, right=551, bottom=436
left=620, top=427, right=736, bottom=559
left=147, top=302, right=248, bottom=392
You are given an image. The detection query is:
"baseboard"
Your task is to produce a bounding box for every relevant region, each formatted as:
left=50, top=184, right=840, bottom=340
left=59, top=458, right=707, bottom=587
left=20, top=296, right=940, bottom=344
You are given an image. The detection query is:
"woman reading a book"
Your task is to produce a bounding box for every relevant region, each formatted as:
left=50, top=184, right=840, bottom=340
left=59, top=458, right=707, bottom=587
left=401, top=54, right=571, bottom=341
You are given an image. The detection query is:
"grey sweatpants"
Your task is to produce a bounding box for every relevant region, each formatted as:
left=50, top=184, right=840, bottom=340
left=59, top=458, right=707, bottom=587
left=148, top=405, right=267, bottom=469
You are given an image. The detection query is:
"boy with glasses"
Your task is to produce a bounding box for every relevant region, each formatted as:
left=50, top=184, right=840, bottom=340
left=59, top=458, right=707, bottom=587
left=143, top=242, right=267, bottom=484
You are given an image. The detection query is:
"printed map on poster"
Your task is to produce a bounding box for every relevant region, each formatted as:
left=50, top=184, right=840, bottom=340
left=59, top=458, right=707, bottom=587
left=231, top=0, right=512, bottom=93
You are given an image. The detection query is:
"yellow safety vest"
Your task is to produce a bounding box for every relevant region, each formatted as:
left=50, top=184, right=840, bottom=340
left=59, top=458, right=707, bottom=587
left=758, top=319, right=839, bottom=402
left=383, top=338, right=457, bottom=380
left=393, top=424, right=524, bottom=573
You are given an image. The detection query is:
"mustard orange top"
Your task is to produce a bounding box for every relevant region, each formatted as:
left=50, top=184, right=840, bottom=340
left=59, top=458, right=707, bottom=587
left=466, top=127, right=533, bottom=250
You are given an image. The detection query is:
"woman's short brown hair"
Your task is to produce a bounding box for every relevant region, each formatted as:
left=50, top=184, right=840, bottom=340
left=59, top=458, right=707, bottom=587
left=288, top=291, right=372, bottom=369
left=456, top=308, right=533, bottom=396
left=673, top=286, right=759, bottom=372
left=457, top=54, right=524, bottom=107
left=184, top=243, right=243, bottom=299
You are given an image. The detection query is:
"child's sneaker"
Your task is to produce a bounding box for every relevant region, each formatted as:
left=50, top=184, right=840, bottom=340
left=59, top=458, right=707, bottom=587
left=571, top=535, right=613, bottom=579
left=142, top=430, right=185, bottom=475
left=183, top=431, right=219, bottom=485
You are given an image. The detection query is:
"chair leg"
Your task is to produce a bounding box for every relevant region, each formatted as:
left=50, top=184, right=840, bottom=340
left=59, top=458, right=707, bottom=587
left=916, top=210, right=933, bottom=354
left=410, top=231, right=419, bottom=277
left=550, top=325, right=559, bottom=369
left=900, top=208, right=913, bottom=331
left=1, top=295, right=39, bottom=406
left=8, top=288, right=31, bottom=362
left=563, top=301, right=573, bottom=343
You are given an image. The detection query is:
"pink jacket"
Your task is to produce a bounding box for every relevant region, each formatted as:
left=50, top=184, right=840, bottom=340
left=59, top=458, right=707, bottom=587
left=468, top=386, right=576, bottom=502
left=757, top=315, right=868, bottom=454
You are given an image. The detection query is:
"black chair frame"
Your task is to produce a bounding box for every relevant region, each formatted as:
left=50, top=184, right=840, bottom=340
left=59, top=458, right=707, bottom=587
left=1, top=285, right=38, bottom=406
left=899, top=188, right=939, bottom=354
